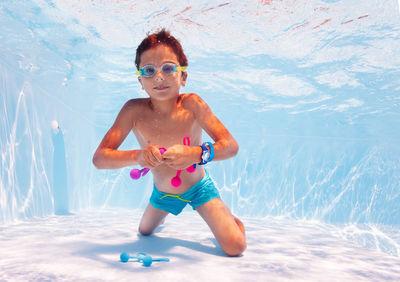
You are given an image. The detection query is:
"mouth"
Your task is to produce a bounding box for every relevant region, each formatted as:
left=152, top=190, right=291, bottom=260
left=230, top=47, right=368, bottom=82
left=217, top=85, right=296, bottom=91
left=154, top=85, right=169, bottom=91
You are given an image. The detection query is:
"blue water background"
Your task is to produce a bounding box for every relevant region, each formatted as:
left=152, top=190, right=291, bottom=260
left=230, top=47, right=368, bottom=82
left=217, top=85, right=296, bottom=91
left=1, top=0, right=399, bottom=255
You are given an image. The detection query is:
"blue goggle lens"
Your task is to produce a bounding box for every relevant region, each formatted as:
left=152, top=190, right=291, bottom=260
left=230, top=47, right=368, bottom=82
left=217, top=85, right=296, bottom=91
left=137, top=63, right=186, bottom=77
left=143, top=65, right=156, bottom=76
left=161, top=63, right=175, bottom=74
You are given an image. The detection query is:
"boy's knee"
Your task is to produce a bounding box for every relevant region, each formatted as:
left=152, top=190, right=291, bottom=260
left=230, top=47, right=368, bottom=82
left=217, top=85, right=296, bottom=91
left=138, top=226, right=153, bottom=236
left=223, top=235, right=247, bottom=257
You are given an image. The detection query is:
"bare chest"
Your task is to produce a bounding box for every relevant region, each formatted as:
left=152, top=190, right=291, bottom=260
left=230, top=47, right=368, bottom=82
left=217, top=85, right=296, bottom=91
left=133, top=108, right=201, bottom=148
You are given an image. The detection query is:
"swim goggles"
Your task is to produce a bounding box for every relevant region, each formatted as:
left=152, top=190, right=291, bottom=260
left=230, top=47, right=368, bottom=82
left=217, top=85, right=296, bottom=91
left=136, top=63, right=187, bottom=77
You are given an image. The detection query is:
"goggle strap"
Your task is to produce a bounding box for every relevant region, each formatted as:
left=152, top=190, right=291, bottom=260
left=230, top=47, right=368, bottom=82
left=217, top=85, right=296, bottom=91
left=176, top=66, right=187, bottom=72
left=136, top=65, right=187, bottom=76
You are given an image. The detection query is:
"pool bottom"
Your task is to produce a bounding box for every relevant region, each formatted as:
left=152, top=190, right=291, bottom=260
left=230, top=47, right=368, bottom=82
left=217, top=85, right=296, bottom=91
left=0, top=209, right=399, bottom=281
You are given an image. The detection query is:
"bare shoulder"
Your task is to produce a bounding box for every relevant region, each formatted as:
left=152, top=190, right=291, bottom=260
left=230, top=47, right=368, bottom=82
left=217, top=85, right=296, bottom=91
left=180, top=93, right=209, bottom=112
left=123, top=98, right=149, bottom=109
left=113, top=98, right=150, bottom=129
left=120, top=98, right=149, bottom=116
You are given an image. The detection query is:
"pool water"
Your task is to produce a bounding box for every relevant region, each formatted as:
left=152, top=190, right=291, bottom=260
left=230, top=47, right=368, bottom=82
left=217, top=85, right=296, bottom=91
left=1, top=0, right=400, bottom=257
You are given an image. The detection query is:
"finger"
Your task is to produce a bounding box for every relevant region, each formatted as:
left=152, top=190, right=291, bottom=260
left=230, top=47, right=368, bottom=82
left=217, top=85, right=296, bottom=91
left=144, top=149, right=160, bottom=167
left=164, top=159, right=186, bottom=170
left=162, top=150, right=175, bottom=160
left=143, top=154, right=155, bottom=168
left=163, top=158, right=177, bottom=168
left=150, top=148, right=163, bottom=162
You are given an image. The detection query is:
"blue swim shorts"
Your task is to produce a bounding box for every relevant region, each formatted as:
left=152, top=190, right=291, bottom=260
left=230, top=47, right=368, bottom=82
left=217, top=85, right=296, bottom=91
left=150, top=171, right=220, bottom=216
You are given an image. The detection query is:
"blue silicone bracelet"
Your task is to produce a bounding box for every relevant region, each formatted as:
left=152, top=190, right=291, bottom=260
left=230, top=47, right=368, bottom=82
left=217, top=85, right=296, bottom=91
left=203, top=142, right=214, bottom=162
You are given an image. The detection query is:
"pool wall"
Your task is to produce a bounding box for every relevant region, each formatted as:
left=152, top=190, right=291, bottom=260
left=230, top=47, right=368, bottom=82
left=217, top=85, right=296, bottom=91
left=1, top=0, right=399, bottom=244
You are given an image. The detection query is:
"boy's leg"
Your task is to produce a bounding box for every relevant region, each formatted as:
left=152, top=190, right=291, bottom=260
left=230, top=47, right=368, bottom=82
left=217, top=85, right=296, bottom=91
left=138, top=203, right=169, bottom=235
left=196, top=198, right=246, bottom=256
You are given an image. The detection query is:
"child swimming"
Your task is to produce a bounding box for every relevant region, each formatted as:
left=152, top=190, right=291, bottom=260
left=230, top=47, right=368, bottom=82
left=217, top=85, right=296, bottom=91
left=93, top=29, right=246, bottom=256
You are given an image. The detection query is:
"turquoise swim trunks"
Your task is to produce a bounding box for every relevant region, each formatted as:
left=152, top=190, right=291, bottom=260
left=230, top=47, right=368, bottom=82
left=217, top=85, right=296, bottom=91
left=150, top=171, right=220, bottom=216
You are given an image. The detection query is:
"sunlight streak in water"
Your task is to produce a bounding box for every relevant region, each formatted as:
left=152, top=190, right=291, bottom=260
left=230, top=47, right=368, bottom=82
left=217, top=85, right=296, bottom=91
left=1, top=0, right=400, bottom=258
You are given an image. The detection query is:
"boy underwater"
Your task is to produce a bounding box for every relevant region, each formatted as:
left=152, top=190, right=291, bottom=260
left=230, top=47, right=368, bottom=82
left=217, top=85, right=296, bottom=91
left=93, top=29, right=246, bottom=256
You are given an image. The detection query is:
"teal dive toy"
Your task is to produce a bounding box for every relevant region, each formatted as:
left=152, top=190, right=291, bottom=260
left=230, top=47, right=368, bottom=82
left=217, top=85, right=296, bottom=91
left=120, top=252, right=170, bottom=267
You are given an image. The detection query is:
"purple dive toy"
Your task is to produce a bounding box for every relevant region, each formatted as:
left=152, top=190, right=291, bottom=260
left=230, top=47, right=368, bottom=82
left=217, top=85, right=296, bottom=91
left=171, top=136, right=196, bottom=187
left=130, top=167, right=150, bottom=180
left=130, top=148, right=166, bottom=180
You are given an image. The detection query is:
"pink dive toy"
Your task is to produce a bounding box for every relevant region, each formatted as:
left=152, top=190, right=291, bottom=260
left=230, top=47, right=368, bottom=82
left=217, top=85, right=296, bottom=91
left=130, top=137, right=196, bottom=187
left=130, top=148, right=166, bottom=180
left=170, top=136, right=196, bottom=187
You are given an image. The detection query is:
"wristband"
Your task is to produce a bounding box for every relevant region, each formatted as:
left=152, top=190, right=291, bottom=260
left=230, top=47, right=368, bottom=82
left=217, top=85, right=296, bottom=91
left=199, top=142, right=214, bottom=165
left=203, top=142, right=214, bottom=162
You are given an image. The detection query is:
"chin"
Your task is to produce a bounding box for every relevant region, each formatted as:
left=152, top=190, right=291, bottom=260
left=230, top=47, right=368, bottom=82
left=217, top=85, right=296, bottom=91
left=151, top=92, right=179, bottom=100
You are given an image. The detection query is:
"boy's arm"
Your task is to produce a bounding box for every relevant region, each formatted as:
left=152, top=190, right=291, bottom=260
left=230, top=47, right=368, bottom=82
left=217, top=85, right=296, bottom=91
left=93, top=100, right=164, bottom=169
left=92, top=100, right=141, bottom=169
left=189, top=93, right=239, bottom=161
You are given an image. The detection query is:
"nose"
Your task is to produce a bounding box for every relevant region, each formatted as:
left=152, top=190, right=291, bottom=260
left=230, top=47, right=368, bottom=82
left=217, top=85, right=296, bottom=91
left=154, top=69, right=164, bottom=81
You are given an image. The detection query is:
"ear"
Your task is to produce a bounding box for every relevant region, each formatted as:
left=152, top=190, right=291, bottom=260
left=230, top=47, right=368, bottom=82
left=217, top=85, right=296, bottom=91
left=181, top=72, right=187, bottom=87
left=138, top=76, right=144, bottom=89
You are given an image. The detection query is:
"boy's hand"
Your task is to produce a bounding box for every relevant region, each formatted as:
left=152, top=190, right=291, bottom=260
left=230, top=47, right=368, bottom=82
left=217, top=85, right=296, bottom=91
left=138, top=145, right=164, bottom=169
left=163, top=144, right=198, bottom=170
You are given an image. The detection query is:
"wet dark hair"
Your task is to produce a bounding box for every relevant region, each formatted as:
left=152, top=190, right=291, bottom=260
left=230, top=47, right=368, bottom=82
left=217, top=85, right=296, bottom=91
left=135, top=29, right=188, bottom=69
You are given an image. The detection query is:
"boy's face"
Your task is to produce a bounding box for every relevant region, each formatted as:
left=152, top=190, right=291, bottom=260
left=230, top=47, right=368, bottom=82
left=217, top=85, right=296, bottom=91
left=138, top=44, right=187, bottom=101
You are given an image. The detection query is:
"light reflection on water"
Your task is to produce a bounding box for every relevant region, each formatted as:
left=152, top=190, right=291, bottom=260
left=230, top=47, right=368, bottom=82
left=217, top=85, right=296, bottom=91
left=0, top=0, right=399, bottom=257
